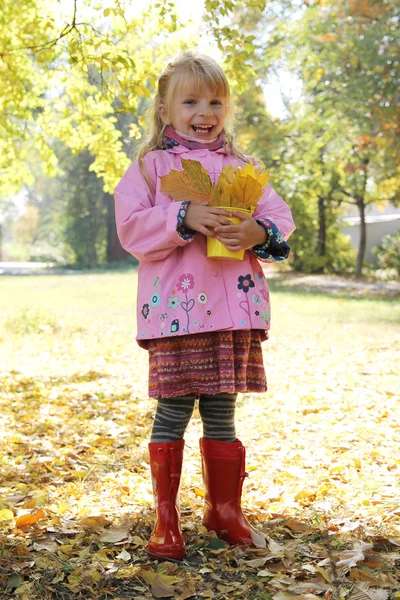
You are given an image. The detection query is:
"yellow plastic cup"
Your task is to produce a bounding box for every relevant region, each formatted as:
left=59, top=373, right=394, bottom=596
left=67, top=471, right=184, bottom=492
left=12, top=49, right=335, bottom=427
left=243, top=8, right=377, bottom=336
left=207, top=206, right=254, bottom=261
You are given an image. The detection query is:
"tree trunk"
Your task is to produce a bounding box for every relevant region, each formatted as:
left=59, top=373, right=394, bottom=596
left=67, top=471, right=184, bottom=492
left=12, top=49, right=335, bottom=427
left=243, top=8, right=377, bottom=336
left=355, top=160, right=369, bottom=278
left=317, top=195, right=326, bottom=257
left=106, top=195, right=130, bottom=263
left=355, top=199, right=367, bottom=278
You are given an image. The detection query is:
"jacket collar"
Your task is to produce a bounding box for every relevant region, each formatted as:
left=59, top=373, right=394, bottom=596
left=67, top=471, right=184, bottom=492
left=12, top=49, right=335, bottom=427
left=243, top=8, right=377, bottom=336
left=165, top=144, right=229, bottom=156
left=162, top=126, right=229, bottom=155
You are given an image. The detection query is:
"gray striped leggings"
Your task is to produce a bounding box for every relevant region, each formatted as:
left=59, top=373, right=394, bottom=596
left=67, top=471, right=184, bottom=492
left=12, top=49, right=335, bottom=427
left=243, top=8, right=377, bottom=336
left=150, top=393, right=237, bottom=443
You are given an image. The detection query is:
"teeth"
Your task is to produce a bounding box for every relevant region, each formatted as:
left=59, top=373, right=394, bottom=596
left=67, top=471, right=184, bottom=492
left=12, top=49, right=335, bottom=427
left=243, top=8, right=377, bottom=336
left=193, top=125, right=212, bottom=131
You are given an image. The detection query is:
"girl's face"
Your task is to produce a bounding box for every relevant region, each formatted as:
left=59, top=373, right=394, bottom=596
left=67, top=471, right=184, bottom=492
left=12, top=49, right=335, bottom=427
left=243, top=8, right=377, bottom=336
left=160, top=84, right=228, bottom=141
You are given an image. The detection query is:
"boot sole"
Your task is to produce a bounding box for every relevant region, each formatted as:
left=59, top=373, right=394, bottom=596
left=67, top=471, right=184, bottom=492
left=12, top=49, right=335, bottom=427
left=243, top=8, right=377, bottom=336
left=147, top=549, right=186, bottom=562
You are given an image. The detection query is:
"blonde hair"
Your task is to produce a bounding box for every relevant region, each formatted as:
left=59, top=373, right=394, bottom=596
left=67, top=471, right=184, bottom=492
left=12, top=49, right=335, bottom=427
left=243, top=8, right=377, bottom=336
left=136, top=50, right=249, bottom=193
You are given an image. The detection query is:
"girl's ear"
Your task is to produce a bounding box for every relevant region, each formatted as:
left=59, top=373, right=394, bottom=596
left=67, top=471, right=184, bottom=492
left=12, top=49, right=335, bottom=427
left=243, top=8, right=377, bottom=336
left=159, top=104, right=170, bottom=125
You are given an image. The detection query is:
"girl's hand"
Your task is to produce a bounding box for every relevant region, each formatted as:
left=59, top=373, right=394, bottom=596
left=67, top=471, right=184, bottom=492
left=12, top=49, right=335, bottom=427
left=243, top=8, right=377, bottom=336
left=214, top=210, right=267, bottom=251
left=183, top=203, right=233, bottom=237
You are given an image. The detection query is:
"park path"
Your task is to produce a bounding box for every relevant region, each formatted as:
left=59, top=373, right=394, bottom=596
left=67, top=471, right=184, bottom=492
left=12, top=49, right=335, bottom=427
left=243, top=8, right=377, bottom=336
left=1, top=261, right=399, bottom=298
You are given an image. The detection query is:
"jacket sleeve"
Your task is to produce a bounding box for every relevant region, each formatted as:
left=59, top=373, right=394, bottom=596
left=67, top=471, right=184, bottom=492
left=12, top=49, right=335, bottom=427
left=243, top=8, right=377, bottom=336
left=251, top=185, right=295, bottom=263
left=114, top=158, right=195, bottom=263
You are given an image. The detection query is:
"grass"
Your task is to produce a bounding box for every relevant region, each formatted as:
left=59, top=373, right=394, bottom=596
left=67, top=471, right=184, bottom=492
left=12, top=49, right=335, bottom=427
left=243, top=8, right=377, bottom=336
left=0, top=270, right=399, bottom=600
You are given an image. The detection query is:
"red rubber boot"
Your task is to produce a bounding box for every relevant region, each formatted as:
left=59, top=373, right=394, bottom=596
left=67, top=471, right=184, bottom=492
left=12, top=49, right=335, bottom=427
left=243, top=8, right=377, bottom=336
left=200, top=438, right=259, bottom=546
left=148, top=439, right=185, bottom=560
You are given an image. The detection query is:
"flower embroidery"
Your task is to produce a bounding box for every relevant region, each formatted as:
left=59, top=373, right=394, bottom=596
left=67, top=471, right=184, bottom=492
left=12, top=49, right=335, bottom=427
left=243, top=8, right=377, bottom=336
left=260, top=287, right=269, bottom=302
left=255, top=270, right=265, bottom=282
left=262, top=310, right=270, bottom=323
left=197, top=292, right=208, bottom=304
left=207, top=310, right=211, bottom=316
left=167, top=297, right=180, bottom=309
left=177, top=273, right=195, bottom=291
left=237, top=274, right=255, bottom=294
left=177, top=273, right=195, bottom=334
left=141, top=304, right=150, bottom=319
left=255, top=310, right=260, bottom=316
left=252, top=294, right=262, bottom=305
left=153, top=276, right=161, bottom=288
left=150, top=292, right=161, bottom=308
left=237, top=274, right=255, bottom=327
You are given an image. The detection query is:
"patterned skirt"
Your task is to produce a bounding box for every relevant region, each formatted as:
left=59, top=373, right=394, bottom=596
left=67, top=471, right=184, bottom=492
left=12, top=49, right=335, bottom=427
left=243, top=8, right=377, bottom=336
left=140, top=329, right=268, bottom=399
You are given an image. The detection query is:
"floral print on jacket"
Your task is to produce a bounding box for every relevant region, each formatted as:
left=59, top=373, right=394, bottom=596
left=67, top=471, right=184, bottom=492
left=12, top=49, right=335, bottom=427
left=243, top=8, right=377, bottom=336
left=114, top=143, right=295, bottom=344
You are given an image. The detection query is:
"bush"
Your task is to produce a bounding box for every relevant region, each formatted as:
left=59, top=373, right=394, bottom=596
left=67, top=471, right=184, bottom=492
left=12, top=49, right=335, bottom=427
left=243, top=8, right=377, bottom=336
left=373, top=232, right=400, bottom=277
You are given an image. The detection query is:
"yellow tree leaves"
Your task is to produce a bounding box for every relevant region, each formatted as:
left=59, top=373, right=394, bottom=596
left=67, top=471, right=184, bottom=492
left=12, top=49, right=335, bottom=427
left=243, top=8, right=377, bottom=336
left=1, top=273, right=400, bottom=598
left=160, top=158, right=212, bottom=203
left=160, top=158, right=270, bottom=210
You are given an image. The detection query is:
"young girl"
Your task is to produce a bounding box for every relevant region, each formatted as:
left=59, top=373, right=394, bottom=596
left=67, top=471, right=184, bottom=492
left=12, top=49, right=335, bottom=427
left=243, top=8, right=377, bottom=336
left=114, top=51, right=295, bottom=560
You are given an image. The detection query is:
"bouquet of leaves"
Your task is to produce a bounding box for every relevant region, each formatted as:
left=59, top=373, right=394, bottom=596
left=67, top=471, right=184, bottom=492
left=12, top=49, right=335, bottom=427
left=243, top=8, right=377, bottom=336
left=160, top=158, right=270, bottom=211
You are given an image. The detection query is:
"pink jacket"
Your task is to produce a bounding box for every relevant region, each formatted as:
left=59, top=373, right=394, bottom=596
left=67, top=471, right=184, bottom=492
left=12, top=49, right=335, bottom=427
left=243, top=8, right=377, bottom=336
left=114, top=143, right=295, bottom=344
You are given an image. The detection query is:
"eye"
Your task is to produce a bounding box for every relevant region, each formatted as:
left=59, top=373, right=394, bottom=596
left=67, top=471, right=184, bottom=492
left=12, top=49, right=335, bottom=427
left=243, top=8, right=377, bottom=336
left=184, top=100, right=196, bottom=105
left=211, top=100, right=223, bottom=106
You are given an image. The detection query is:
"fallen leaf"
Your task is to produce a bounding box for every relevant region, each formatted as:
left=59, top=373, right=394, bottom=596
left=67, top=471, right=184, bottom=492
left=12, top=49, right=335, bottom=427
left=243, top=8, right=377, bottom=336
left=193, top=487, right=205, bottom=498
left=267, top=536, right=285, bottom=554
left=33, top=538, right=58, bottom=552
left=116, top=548, right=131, bottom=561
left=247, top=557, right=268, bottom=568
left=151, top=576, right=176, bottom=598
left=283, top=518, right=312, bottom=533
left=99, top=525, right=131, bottom=543
left=250, top=528, right=267, bottom=548
left=348, top=582, right=389, bottom=600
left=336, top=541, right=374, bottom=568
left=81, top=515, right=109, bottom=530
left=16, top=508, right=46, bottom=528
left=258, top=569, right=275, bottom=577
left=0, top=509, right=14, bottom=522
left=217, top=584, right=236, bottom=593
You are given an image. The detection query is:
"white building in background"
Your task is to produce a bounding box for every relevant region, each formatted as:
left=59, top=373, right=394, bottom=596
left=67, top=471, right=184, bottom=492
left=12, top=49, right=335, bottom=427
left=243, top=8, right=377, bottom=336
left=342, top=204, right=400, bottom=262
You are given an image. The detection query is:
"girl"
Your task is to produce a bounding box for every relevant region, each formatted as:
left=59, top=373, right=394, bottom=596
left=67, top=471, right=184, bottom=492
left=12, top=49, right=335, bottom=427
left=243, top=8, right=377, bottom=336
left=114, top=51, right=295, bottom=561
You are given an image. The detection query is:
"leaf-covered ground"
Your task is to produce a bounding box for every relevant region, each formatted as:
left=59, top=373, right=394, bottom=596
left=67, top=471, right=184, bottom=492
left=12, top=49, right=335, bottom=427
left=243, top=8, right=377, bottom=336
left=0, top=270, right=399, bottom=600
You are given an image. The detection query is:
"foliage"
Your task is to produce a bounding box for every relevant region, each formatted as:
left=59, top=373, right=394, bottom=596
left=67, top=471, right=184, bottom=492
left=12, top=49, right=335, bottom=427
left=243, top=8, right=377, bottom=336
left=62, top=150, right=109, bottom=268
left=0, top=0, right=191, bottom=197
left=373, top=231, right=400, bottom=276
left=219, top=0, right=400, bottom=274
left=160, top=158, right=270, bottom=209
left=2, top=0, right=400, bottom=276
left=0, top=271, right=399, bottom=599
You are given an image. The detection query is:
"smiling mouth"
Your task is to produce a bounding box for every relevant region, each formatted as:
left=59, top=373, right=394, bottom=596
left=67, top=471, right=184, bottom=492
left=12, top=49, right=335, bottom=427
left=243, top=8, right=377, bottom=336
left=191, top=125, right=214, bottom=134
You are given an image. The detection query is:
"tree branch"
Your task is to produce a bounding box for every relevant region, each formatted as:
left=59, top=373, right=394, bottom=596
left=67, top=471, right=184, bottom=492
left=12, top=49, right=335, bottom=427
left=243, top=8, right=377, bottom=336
left=3, top=0, right=79, bottom=53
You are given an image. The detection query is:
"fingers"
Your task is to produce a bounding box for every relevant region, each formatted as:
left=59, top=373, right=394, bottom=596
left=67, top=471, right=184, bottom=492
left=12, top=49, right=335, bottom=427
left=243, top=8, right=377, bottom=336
left=214, top=224, right=240, bottom=233
left=199, top=225, right=214, bottom=237
left=206, top=218, right=231, bottom=229
left=209, top=207, right=233, bottom=216
left=216, top=235, right=241, bottom=247
left=230, top=210, right=252, bottom=220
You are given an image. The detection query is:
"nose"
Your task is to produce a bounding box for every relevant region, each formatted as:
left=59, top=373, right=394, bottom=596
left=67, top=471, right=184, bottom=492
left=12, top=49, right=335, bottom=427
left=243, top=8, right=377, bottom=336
left=198, top=102, right=213, bottom=117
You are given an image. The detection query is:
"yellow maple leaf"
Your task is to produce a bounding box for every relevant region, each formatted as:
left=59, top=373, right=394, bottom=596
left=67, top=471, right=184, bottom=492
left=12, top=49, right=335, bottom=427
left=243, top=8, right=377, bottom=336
left=231, top=172, right=264, bottom=209
left=159, top=158, right=212, bottom=203
left=160, top=157, right=270, bottom=210
left=209, top=164, right=238, bottom=207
